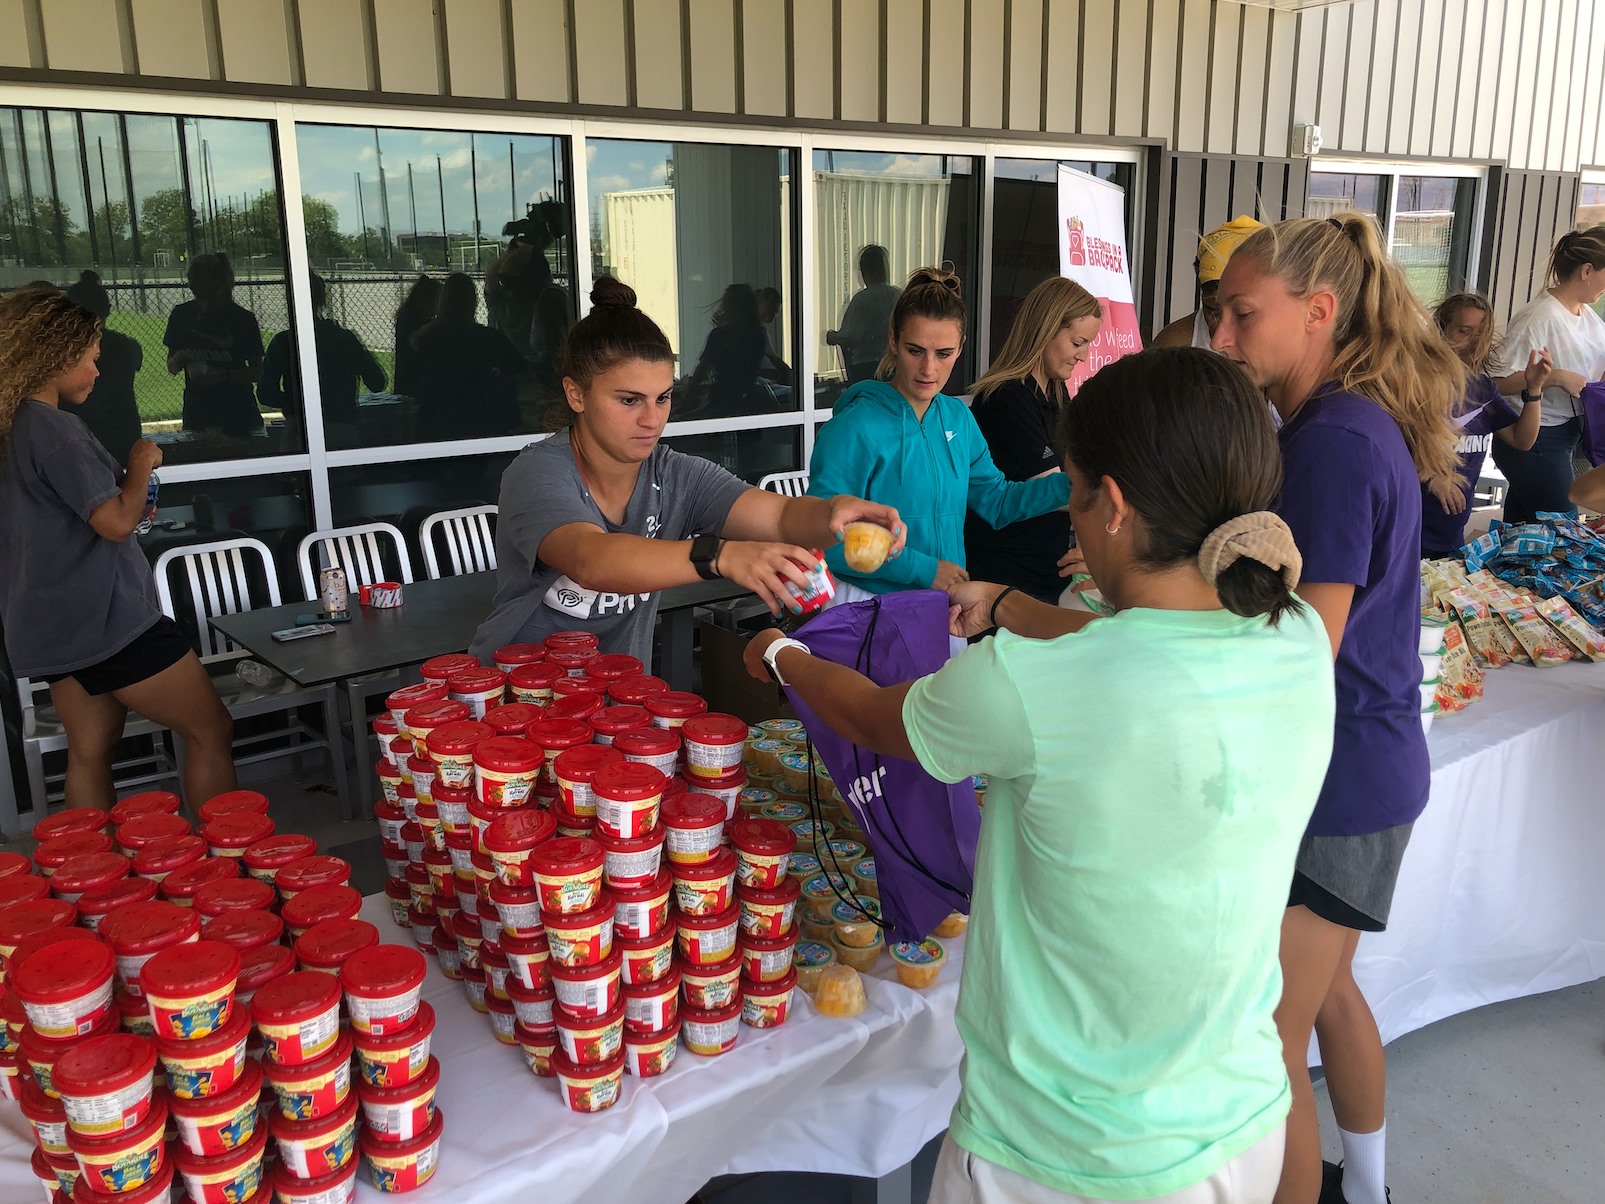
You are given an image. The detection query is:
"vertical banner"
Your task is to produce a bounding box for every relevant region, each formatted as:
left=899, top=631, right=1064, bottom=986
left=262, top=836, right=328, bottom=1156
left=1058, top=165, right=1143, bottom=393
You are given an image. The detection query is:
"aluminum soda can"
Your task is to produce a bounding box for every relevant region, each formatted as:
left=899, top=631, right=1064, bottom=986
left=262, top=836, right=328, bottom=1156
left=320, top=566, right=350, bottom=615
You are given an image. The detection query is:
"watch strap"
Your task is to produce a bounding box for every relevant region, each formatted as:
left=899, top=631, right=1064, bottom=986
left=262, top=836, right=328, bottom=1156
left=690, top=534, right=721, bottom=581
left=763, top=637, right=810, bottom=686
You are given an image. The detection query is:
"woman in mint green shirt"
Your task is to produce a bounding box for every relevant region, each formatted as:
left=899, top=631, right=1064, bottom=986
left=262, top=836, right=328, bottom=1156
left=747, top=348, right=1336, bottom=1203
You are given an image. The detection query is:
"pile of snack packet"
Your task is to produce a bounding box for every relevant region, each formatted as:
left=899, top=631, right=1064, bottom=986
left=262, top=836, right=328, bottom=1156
left=1461, top=513, right=1605, bottom=626
left=1422, top=542, right=1605, bottom=712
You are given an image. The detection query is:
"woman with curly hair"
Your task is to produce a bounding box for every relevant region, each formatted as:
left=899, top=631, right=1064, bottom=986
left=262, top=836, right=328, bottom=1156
left=0, top=286, right=235, bottom=813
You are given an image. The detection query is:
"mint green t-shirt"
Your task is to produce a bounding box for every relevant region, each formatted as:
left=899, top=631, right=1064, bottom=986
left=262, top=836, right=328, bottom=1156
left=903, top=605, right=1335, bottom=1200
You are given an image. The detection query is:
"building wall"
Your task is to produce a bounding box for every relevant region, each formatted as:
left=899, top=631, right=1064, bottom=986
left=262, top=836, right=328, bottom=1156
left=7, top=1, right=1602, bottom=174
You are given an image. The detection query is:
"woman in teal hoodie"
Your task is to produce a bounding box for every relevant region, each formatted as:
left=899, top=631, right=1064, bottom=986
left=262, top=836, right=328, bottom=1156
left=808, top=266, right=1070, bottom=600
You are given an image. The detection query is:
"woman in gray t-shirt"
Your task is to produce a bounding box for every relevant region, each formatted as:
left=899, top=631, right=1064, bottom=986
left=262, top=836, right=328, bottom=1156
left=470, top=276, right=906, bottom=666
left=0, top=287, right=235, bottom=815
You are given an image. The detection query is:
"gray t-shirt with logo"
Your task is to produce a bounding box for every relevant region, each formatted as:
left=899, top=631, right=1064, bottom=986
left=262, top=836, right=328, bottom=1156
left=0, top=400, right=162, bottom=677
left=469, top=431, right=751, bottom=665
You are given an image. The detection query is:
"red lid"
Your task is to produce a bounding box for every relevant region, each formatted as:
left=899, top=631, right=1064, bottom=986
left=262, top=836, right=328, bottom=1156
left=494, top=643, right=547, bottom=667
left=671, top=846, right=737, bottom=883
left=198, top=790, right=271, bottom=823
left=281, top=884, right=363, bottom=933
left=527, top=836, right=604, bottom=878
left=356, top=1053, right=440, bottom=1104
left=587, top=654, right=644, bottom=682
left=553, top=744, right=625, bottom=785
left=612, top=728, right=680, bottom=759
left=53, top=1032, right=156, bottom=1099
left=275, top=856, right=352, bottom=897
left=99, top=900, right=198, bottom=954
left=546, top=648, right=596, bottom=671
left=403, top=699, right=470, bottom=730
left=645, top=691, right=708, bottom=720
left=545, top=943, right=622, bottom=985
left=551, top=674, right=606, bottom=698
left=386, top=681, right=446, bottom=712
left=131, top=834, right=207, bottom=877
left=420, top=653, right=480, bottom=682
left=116, top=812, right=191, bottom=850
left=172, top=1097, right=269, bottom=1174
left=675, top=901, right=740, bottom=932
left=262, top=1028, right=353, bottom=1086
left=735, top=887, right=802, bottom=926
left=36, top=831, right=116, bottom=873
left=193, top=877, right=276, bottom=917
left=682, top=712, right=750, bottom=746
left=139, top=939, right=240, bottom=1001
left=166, top=1054, right=260, bottom=1117
left=373, top=713, right=400, bottom=736
left=203, top=812, right=275, bottom=851
left=351, top=1000, right=435, bottom=1052
left=451, top=910, right=480, bottom=942
left=447, top=667, right=506, bottom=694
left=31, top=808, right=109, bottom=843
left=77, top=875, right=158, bottom=918
left=546, top=693, right=604, bottom=722
left=525, top=718, right=595, bottom=752
left=12, top=937, right=114, bottom=1005
left=608, top=675, right=670, bottom=705
left=542, top=891, right=614, bottom=933
left=0, top=898, right=79, bottom=947
left=242, top=833, right=318, bottom=873
left=49, top=852, right=129, bottom=895
left=66, top=1093, right=169, bottom=1168
left=267, top=1139, right=359, bottom=1199
left=544, top=629, right=599, bottom=650
left=623, top=964, right=682, bottom=1000
left=357, top=1102, right=444, bottom=1160
left=0, top=873, right=50, bottom=909
left=251, top=969, right=340, bottom=1024
left=594, top=762, right=669, bottom=803
left=295, top=918, right=379, bottom=969
left=509, top=662, right=562, bottom=691
left=109, top=792, right=182, bottom=828
left=483, top=808, right=558, bottom=855
left=340, top=944, right=427, bottom=999
left=0, top=850, right=32, bottom=880
left=384, top=878, right=410, bottom=903
left=664, top=775, right=691, bottom=799
left=72, top=1160, right=174, bottom=1204
left=590, top=706, right=653, bottom=738
left=661, top=793, right=725, bottom=832
left=472, top=735, right=545, bottom=772
left=483, top=703, right=545, bottom=736
left=236, top=942, right=296, bottom=995
left=159, top=858, right=240, bottom=902
left=20, top=1074, right=66, bottom=1123
left=426, top=719, right=493, bottom=758
left=204, top=909, right=284, bottom=950
left=729, top=818, right=796, bottom=857
left=609, top=865, right=672, bottom=903
left=9, top=925, right=101, bottom=978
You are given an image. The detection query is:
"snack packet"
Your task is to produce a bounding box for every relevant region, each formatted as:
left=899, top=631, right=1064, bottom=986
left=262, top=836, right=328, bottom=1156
left=1534, top=595, right=1605, bottom=661
left=1497, top=601, right=1575, bottom=667
left=1444, top=589, right=1512, bottom=668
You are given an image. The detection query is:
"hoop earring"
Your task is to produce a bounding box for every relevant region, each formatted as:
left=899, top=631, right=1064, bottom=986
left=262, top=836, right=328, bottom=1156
left=1105, top=521, right=1121, bottom=535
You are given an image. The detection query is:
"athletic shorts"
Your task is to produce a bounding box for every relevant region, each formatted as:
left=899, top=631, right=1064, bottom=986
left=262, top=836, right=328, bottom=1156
left=42, top=617, right=193, bottom=696
left=1287, top=823, right=1415, bottom=932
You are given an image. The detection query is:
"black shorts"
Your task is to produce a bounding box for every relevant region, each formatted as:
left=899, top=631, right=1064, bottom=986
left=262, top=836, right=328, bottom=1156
left=42, top=618, right=193, bottom=696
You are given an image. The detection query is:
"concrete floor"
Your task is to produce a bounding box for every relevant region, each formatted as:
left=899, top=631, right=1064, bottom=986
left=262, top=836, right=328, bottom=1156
left=13, top=762, right=1601, bottom=1204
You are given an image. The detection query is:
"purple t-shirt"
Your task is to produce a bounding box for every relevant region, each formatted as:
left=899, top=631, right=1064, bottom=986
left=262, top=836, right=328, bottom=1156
left=1277, top=386, right=1430, bottom=837
left=1419, top=375, right=1520, bottom=556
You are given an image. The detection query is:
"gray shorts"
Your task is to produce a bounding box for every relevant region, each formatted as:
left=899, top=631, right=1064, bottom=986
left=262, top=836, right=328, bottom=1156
left=1289, top=824, right=1414, bottom=932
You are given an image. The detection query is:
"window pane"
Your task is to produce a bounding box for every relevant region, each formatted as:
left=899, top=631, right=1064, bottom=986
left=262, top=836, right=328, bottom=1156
left=140, top=472, right=313, bottom=606
left=0, top=106, right=303, bottom=465
left=661, top=425, right=802, bottom=487
left=1579, top=183, right=1605, bottom=229
left=1308, top=171, right=1387, bottom=224
left=1393, top=175, right=1477, bottom=303
left=587, top=138, right=796, bottom=422
left=812, top=150, right=980, bottom=406
left=989, top=157, right=1134, bottom=360
left=293, top=124, right=574, bottom=449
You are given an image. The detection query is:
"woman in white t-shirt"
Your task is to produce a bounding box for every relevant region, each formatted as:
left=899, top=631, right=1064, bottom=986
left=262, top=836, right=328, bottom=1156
left=1489, top=226, right=1605, bottom=522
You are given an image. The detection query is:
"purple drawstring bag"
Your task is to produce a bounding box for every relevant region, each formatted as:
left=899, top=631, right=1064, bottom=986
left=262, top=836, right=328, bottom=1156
left=781, top=589, right=980, bottom=943
left=1580, top=383, right=1605, bottom=467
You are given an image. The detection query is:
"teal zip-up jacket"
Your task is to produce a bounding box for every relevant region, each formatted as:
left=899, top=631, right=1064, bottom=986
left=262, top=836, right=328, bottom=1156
left=807, top=379, right=1071, bottom=594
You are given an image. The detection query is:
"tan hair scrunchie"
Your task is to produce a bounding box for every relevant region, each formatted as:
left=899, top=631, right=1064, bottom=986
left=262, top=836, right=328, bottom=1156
left=1197, top=512, right=1303, bottom=590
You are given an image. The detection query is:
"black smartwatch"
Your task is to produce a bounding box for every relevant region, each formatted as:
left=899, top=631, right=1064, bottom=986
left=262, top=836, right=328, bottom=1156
left=689, top=534, right=722, bottom=580
left=1521, top=390, right=1542, bottom=404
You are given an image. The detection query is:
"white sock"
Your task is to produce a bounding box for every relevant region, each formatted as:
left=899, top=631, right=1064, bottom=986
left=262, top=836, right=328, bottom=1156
left=1339, top=1122, right=1388, bottom=1204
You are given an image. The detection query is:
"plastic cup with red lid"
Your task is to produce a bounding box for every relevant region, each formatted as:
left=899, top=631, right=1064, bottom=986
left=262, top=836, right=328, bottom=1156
left=32, top=807, right=110, bottom=845
left=53, top=1032, right=157, bottom=1136
left=77, top=877, right=158, bottom=932
left=130, top=833, right=208, bottom=882
left=0, top=849, right=34, bottom=879
left=115, top=812, right=192, bottom=857
left=425, top=719, right=493, bottom=789
left=608, top=674, right=670, bottom=705
left=295, top=918, right=379, bottom=977
left=554, top=995, right=625, bottom=1067
left=340, top=944, right=427, bottom=1036
left=357, top=1054, right=439, bottom=1143
left=241, top=834, right=318, bottom=886
left=610, top=726, right=681, bottom=779
left=155, top=1003, right=251, bottom=1101
left=472, top=735, right=546, bottom=809
left=192, top=877, right=275, bottom=919
left=252, top=970, right=341, bottom=1065
left=493, top=642, right=546, bottom=672
left=360, top=1104, right=445, bottom=1191
left=11, top=936, right=116, bottom=1039
left=352, top=1000, right=435, bottom=1089
left=202, top=812, right=275, bottom=860
left=590, top=704, right=653, bottom=745
left=35, top=830, right=116, bottom=877
left=172, top=1105, right=269, bottom=1203
left=136, top=939, right=241, bottom=1040
left=508, top=660, right=562, bottom=702
left=447, top=667, right=507, bottom=720
left=420, top=653, right=479, bottom=683
left=598, top=826, right=667, bottom=896
left=197, top=790, right=271, bottom=824
left=552, top=743, right=625, bottom=818
left=527, top=837, right=605, bottom=916
left=159, top=857, right=240, bottom=906
left=66, top=1089, right=168, bottom=1192
left=280, top=884, right=363, bottom=938
left=274, top=855, right=352, bottom=901
left=48, top=852, right=130, bottom=904
left=98, top=901, right=199, bottom=996
left=385, top=681, right=446, bottom=732
left=593, top=763, right=670, bottom=840
left=0, top=872, right=51, bottom=911
left=645, top=691, right=709, bottom=730
left=671, top=847, right=739, bottom=917
left=269, top=1088, right=359, bottom=1180
left=109, top=791, right=181, bottom=828
left=0, top=897, right=81, bottom=979
left=681, top=712, right=749, bottom=779
left=21, top=1074, right=71, bottom=1153
left=525, top=717, right=596, bottom=780
left=203, top=909, right=283, bottom=952
left=168, top=1057, right=262, bottom=1158
left=263, top=1028, right=354, bottom=1121
left=661, top=793, right=727, bottom=866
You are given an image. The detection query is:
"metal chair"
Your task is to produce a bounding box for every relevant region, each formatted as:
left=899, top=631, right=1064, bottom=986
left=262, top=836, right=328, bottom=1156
left=8, top=677, right=178, bottom=837
left=296, top=523, right=417, bottom=818
left=757, top=470, right=810, bottom=497
left=154, top=538, right=352, bottom=819
left=419, top=505, right=498, bottom=580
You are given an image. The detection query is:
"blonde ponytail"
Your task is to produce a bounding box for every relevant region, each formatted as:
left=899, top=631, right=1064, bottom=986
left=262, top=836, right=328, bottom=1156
left=1237, top=214, right=1464, bottom=483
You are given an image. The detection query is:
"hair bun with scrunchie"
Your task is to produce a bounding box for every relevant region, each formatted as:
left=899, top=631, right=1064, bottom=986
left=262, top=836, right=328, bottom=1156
left=589, top=276, right=638, bottom=310
left=1197, top=512, right=1303, bottom=590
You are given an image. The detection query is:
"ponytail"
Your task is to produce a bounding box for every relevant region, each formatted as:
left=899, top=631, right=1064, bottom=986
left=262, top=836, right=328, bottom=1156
left=1548, top=225, right=1605, bottom=285
left=876, top=265, right=966, bottom=380
left=1236, top=215, right=1463, bottom=485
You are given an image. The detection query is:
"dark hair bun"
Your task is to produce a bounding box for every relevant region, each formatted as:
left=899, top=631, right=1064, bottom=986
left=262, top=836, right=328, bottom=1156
left=590, top=276, right=638, bottom=310
left=906, top=266, right=962, bottom=297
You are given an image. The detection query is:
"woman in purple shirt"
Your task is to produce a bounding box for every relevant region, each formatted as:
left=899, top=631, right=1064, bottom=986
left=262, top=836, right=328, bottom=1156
left=1214, top=215, right=1463, bottom=1204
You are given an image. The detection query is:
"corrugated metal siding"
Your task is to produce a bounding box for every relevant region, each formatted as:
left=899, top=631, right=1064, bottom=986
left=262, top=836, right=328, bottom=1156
left=1485, top=169, right=1584, bottom=329
left=8, top=2, right=1603, bottom=172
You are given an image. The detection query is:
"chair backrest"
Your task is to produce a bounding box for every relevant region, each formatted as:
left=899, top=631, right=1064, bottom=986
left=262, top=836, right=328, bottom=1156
left=419, top=505, right=498, bottom=580
left=297, top=522, right=415, bottom=601
left=758, top=470, right=809, bottom=498
left=153, top=537, right=283, bottom=659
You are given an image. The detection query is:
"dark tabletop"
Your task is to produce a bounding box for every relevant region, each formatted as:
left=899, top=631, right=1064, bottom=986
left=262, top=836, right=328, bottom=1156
left=207, top=572, right=752, bottom=687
